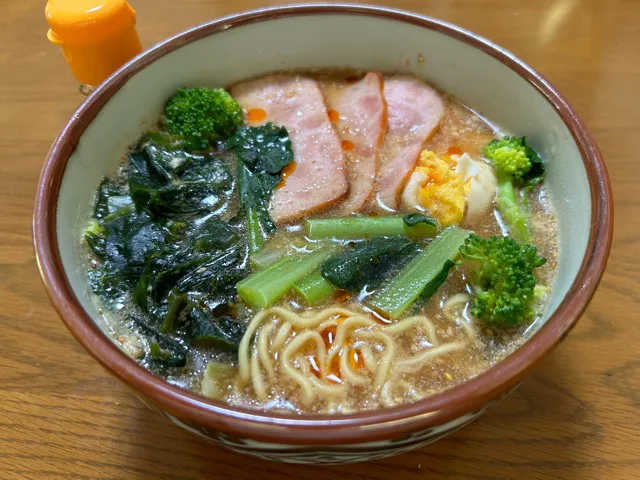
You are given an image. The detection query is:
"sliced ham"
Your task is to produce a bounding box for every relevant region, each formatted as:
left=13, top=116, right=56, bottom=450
left=230, top=75, right=348, bottom=223
left=373, top=76, right=445, bottom=211
left=321, top=72, right=387, bottom=214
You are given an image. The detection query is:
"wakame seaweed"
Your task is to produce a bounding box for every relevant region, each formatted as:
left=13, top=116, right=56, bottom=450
left=85, top=133, right=253, bottom=369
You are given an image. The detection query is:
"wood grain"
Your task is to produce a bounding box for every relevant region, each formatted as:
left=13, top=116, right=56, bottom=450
left=0, top=0, right=638, bottom=478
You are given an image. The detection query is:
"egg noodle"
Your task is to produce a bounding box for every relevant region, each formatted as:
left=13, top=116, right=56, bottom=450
left=226, top=296, right=476, bottom=408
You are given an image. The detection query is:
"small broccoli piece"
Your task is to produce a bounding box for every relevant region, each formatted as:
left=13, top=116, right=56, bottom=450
left=460, top=234, right=546, bottom=327
left=483, top=136, right=545, bottom=243
left=483, top=136, right=543, bottom=183
left=164, top=87, right=243, bottom=150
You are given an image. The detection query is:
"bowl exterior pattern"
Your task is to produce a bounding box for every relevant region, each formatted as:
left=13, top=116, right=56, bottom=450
left=133, top=384, right=518, bottom=464
left=166, top=405, right=482, bottom=464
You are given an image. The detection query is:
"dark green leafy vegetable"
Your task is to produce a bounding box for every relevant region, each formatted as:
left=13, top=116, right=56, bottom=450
left=93, top=178, right=126, bottom=219
left=368, top=227, right=471, bottom=318
left=180, top=154, right=234, bottom=187
left=84, top=220, right=106, bottom=258
left=87, top=134, right=246, bottom=367
left=127, top=148, right=174, bottom=210
left=148, top=182, right=225, bottom=218
left=321, top=237, right=420, bottom=292
left=459, top=234, right=546, bottom=327
left=150, top=254, right=211, bottom=301
left=173, top=247, right=246, bottom=307
left=97, top=210, right=167, bottom=293
left=403, top=213, right=438, bottom=230
left=131, top=314, right=187, bottom=369
left=227, top=123, right=294, bottom=174
left=192, top=217, right=238, bottom=251
left=227, top=123, right=294, bottom=252
left=161, top=294, right=191, bottom=333
left=187, top=307, right=245, bottom=350
left=418, top=259, right=456, bottom=301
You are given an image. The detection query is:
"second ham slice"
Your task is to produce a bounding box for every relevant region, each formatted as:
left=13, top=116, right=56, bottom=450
left=230, top=75, right=348, bottom=223
left=373, top=76, right=445, bottom=211
left=321, top=72, right=387, bottom=214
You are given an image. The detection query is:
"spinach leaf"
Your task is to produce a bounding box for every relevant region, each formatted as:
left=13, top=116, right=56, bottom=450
left=403, top=213, right=439, bottom=237
left=321, top=237, right=421, bottom=292
left=419, top=259, right=457, bottom=300
left=403, top=213, right=438, bottom=228
left=88, top=208, right=166, bottom=301
left=237, top=161, right=280, bottom=235
left=227, top=124, right=294, bottom=252
left=150, top=253, right=211, bottom=301
left=227, top=123, right=293, bottom=173
left=175, top=247, right=246, bottom=298
left=98, top=210, right=166, bottom=292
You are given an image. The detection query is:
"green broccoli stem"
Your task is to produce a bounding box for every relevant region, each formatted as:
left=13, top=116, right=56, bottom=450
left=305, top=215, right=437, bottom=240
left=249, top=242, right=285, bottom=269
left=237, top=248, right=336, bottom=309
left=246, top=208, right=264, bottom=254
left=368, top=226, right=471, bottom=319
left=250, top=238, right=330, bottom=269
left=293, top=269, right=337, bottom=305
left=497, top=173, right=530, bottom=243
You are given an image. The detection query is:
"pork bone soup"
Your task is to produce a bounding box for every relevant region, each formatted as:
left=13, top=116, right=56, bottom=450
left=83, top=72, right=557, bottom=413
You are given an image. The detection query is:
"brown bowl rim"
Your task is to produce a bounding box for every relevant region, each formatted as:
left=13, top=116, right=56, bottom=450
left=33, top=3, right=613, bottom=445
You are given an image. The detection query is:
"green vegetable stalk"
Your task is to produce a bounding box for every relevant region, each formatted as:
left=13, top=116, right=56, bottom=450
left=496, top=173, right=529, bottom=243
left=368, top=226, right=471, bottom=318
left=293, top=270, right=337, bottom=305
left=483, top=136, right=545, bottom=243
left=237, top=248, right=336, bottom=308
left=305, top=213, right=438, bottom=240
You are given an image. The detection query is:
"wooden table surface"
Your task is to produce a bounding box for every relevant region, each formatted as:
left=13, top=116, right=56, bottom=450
left=1, top=0, right=638, bottom=478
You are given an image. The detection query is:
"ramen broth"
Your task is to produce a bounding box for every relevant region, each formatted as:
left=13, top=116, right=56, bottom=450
left=84, top=71, right=558, bottom=414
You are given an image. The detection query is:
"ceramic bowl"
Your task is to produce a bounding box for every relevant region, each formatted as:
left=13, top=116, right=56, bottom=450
left=33, top=4, right=613, bottom=464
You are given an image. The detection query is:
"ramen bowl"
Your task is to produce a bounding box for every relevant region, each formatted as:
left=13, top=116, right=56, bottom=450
left=33, top=4, right=612, bottom=464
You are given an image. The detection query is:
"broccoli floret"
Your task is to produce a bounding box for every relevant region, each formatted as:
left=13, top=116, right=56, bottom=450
left=164, top=87, right=243, bottom=150
left=460, top=234, right=546, bottom=327
left=483, top=136, right=545, bottom=243
left=483, top=137, right=529, bottom=181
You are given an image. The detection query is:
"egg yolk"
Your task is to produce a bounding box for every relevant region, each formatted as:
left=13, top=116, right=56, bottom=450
left=414, top=150, right=466, bottom=226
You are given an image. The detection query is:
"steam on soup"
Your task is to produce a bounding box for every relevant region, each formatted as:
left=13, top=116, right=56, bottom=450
left=83, top=71, right=557, bottom=413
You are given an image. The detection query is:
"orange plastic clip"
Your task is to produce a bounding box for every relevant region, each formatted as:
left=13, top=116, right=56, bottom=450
left=45, top=0, right=142, bottom=86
